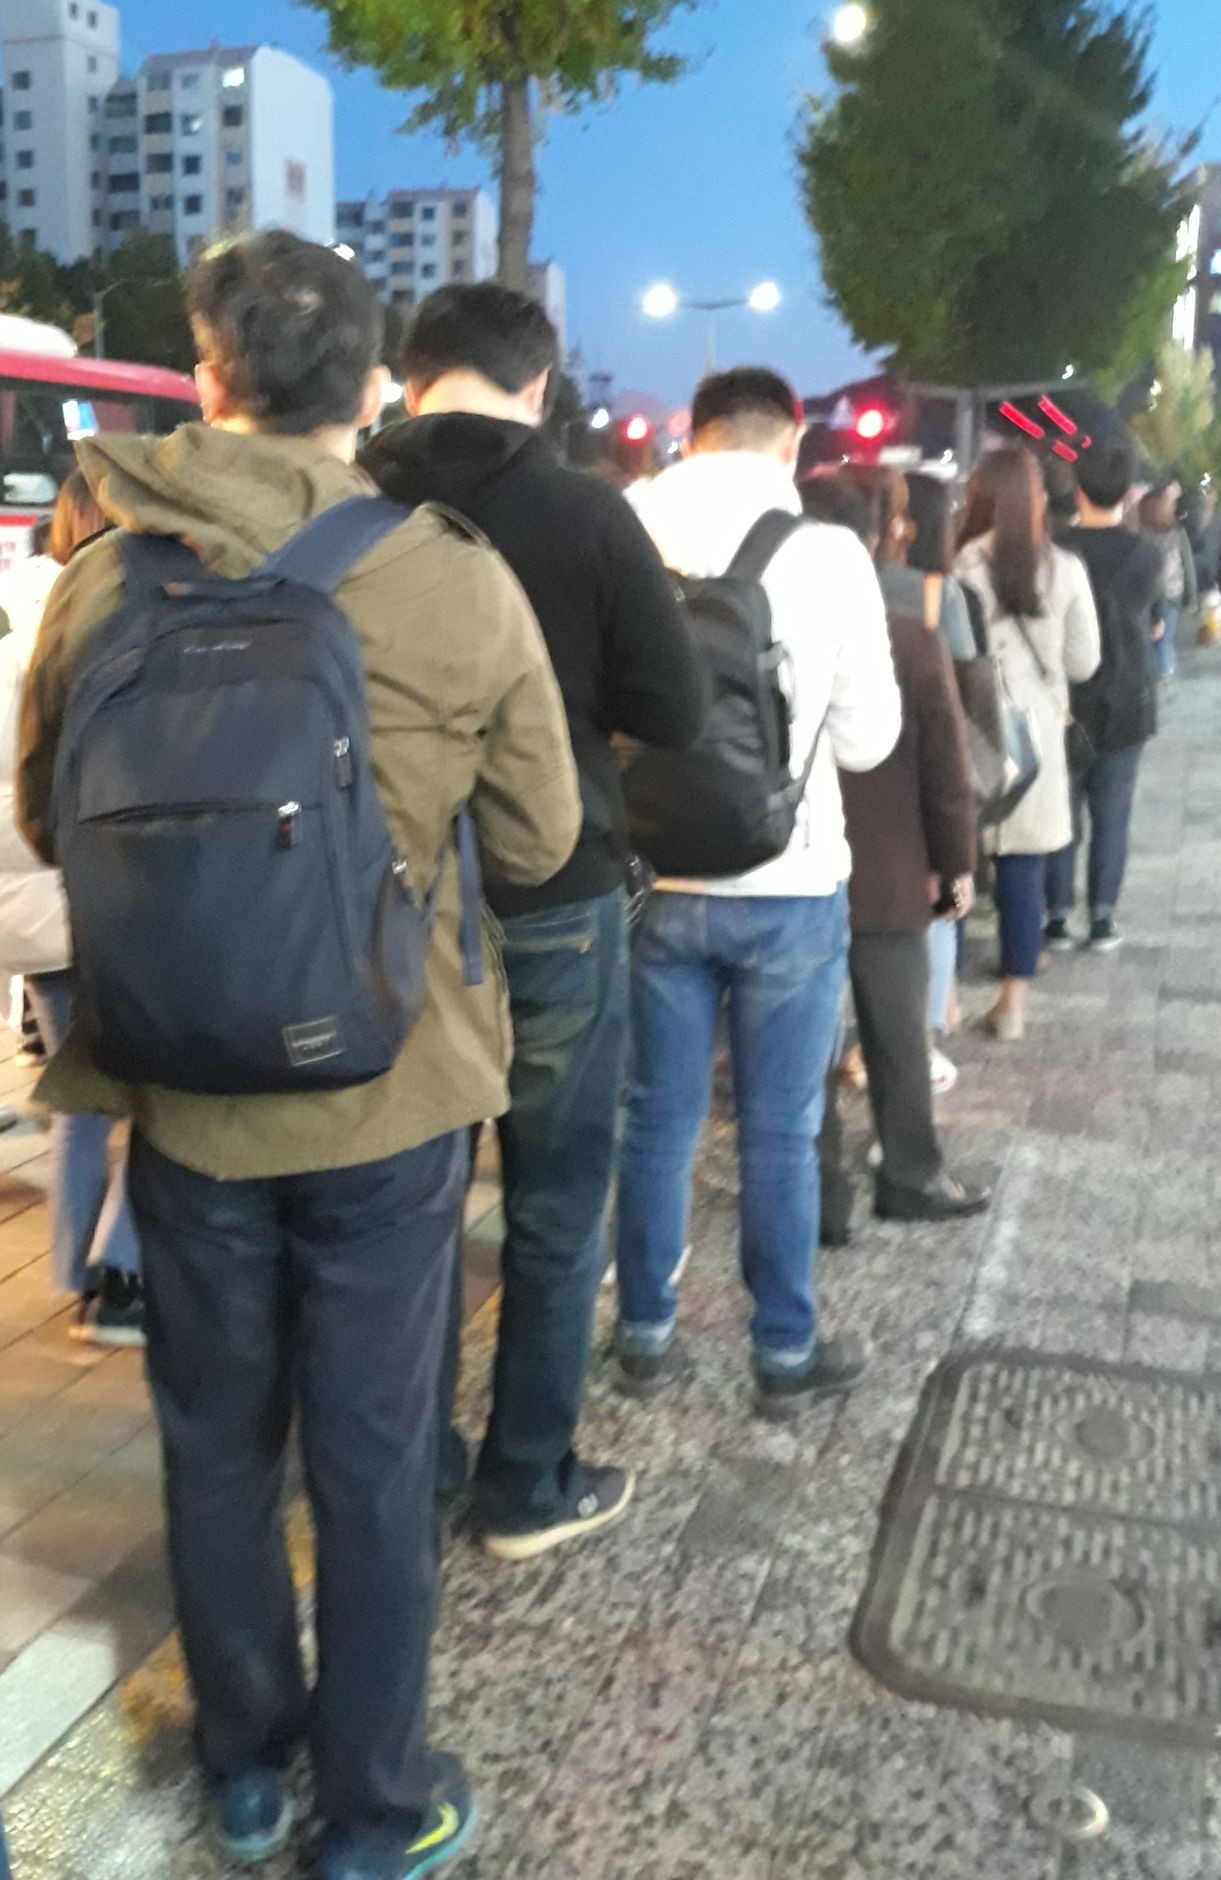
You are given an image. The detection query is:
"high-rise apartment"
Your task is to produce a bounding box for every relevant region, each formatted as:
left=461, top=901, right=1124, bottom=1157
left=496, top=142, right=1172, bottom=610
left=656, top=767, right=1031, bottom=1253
left=1174, top=164, right=1221, bottom=376
left=104, top=45, right=334, bottom=265
left=337, top=187, right=497, bottom=307
left=0, top=0, right=120, bottom=261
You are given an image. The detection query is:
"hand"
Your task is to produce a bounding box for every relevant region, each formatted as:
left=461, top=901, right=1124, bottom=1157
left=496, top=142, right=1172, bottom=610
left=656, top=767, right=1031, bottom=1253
left=1152, top=620, right=1166, bottom=642
left=953, top=874, right=976, bottom=918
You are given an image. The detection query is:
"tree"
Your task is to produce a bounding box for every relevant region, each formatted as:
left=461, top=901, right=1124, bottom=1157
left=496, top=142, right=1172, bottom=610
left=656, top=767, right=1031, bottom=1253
left=305, top=0, right=696, bottom=288
left=1131, top=341, right=1221, bottom=485
left=87, top=232, right=194, bottom=372
left=798, top=0, right=1192, bottom=386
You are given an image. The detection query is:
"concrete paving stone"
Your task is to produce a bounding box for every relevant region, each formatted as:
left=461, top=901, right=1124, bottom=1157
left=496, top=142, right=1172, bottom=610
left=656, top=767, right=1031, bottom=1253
left=1124, top=1312, right=1211, bottom=1372
left=0, top=1627, right=130, bottom=1794
left=1072, top=1736, right=1207, bottom=1837
left=2, top=1474, right=161, bottom=1578
left=0, top=1552, right=91, bottom=1655
left=1128, top=1276, right=1221, bottom=1322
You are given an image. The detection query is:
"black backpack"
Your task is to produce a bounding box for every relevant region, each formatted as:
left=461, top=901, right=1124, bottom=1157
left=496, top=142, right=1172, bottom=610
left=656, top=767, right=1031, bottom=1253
left=1068, top=538, right=1158, bottom=762
left=624, top=511, right=824, bottom=878
left=52, top=496, right=483, bottom=1096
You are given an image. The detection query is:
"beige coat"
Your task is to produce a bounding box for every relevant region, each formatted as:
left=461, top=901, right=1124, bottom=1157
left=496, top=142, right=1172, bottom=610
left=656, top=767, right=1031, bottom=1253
left=17, top=424, right=582, bottom=1180
left=955, top=537, right=1101, bottom=857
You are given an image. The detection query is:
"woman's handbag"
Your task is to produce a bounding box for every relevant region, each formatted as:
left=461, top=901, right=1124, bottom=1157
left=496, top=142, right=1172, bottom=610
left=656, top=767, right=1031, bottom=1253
left=954, top=583, right=1042, bottom=828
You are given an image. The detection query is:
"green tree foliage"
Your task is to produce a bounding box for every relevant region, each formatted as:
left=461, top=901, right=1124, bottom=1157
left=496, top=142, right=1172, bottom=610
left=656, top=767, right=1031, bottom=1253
left=0, top=225, right=194, bottom=372
left=302, top=0, right=696, bottom=287
left=799, top=0, right=1191, bottom=386
left=1131, top=341, right=1221, bottom=485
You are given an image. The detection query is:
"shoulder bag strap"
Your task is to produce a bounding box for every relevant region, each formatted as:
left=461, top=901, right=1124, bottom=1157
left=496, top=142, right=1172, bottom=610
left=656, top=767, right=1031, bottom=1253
left=257, top=495, right=410, bottom=594
left=726, top=509, right=805, bottom=583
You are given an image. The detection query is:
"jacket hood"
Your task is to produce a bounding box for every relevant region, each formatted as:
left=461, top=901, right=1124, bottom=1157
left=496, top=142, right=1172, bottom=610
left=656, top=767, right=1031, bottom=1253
left=360, top=413, right=538, bottom=513
left=76, top=423, right=369, bottom=578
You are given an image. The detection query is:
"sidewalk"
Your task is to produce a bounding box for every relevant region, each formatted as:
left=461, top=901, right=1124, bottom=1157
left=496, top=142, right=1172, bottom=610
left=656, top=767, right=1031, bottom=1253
left=4, top=654, right=1221, bottom=1876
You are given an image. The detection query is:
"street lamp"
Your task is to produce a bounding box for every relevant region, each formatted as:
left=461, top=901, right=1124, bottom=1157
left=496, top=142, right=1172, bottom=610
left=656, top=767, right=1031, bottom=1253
left=92, top=274, right=175, bottom=359
left=830, top=3, right=872, bottom=47
left=642, top=280, right=783, bottom=369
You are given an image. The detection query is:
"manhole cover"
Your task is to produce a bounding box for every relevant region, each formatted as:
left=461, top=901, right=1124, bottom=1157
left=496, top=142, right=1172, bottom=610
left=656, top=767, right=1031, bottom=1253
left=852, top=1348, right=1221, bottom=1743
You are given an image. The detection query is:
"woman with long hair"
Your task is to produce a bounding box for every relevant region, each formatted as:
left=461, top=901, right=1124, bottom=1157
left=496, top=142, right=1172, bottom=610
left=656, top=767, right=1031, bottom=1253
left=1138, top=481, right=1197, bottom=683
left=956, top=449, right=1100, bottom=1041
left=0, top=469, right=143, bottom=1344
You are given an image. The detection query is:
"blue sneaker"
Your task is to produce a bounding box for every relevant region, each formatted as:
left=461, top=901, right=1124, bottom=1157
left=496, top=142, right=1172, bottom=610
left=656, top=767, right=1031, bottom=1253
left=212, top=1767, right=294, bottom=1866
left=323, top=1753, right=477, bottom=1878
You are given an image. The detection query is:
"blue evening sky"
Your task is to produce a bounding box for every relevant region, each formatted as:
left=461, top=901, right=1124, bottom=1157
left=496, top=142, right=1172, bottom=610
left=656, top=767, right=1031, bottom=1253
left=117, top=0, right=1217, bottom=405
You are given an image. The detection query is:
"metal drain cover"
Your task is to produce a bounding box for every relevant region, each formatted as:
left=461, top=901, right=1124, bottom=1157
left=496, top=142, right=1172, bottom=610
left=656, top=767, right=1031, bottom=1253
left=852, top=1348, right=1221, bottom=1743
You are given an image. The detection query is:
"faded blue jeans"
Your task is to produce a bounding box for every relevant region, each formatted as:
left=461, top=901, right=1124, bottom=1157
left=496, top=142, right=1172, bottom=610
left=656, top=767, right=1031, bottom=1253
left=616, top=888, right=848, bottom=1372
left=26, top=971, right=139, bottom=1294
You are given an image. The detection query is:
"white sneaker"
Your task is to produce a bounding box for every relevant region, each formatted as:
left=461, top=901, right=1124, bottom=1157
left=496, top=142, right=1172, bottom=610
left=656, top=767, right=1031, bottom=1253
left=929, top=1047, right=959, bottom=1095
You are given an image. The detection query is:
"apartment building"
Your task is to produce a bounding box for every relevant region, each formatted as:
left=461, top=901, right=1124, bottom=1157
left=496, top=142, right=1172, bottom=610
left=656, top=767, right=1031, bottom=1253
left=337, top=187, right=497, bottom=306
left=104, top=45, right=334, bottom=265
left=1174, top=164, right=1221, bottom=376
left=0, top=0, right=121, bottom=261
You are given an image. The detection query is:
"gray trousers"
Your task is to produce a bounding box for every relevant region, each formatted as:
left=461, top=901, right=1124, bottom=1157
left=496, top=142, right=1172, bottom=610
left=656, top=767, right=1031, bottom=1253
left=851, top=931, right=943, bottom=1192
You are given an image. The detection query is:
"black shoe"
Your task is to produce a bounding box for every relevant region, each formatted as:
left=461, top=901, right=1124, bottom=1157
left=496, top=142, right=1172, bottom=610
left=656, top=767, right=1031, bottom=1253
left=820, top=1218, right=853, bottom=1249
left=480, top=1464, right=635, bottom=1562
left=615, top=1343, right=677, bottom=1400
left=875, top=1172, right=991, bottom=1223
left=323, top=1752, right=476, bottom=1879
left=754, top=1334, right=869, bottom=1421
left=1089, top=916, right=1123, bottom=954
left=1044, top=917, right=1075, bottom=954
left=71, top=1269, right=145, bottom=1348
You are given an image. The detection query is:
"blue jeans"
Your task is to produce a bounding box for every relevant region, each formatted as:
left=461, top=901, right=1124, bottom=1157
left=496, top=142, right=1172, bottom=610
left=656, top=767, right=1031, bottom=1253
left=993, top=854, right=1046, bottom=979
left=1045, top=743, right=1143, bottom=922
left=616, top=889, right=848, bottom=1370
left=472, top=889, right=630, bottom=1529
left=26, top=971, right=139, bottom=1293
left=129, top=1130, right=465, bottom=1845
left=927, top=917, right=958, bottom=1032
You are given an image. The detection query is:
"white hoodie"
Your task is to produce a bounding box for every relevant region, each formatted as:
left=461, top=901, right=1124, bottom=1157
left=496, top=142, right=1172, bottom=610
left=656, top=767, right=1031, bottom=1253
left=0, top=555, right=71, bottom=976
left=630, top=452, right=901, bottom=896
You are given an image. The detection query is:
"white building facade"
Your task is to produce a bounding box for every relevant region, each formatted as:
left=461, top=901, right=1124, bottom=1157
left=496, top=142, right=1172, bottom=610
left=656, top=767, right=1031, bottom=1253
left=337, top=187, right=497, bottom=308
left=105, top=45, right=334, bottom=265
left=0, top=0, right=120, bottom=261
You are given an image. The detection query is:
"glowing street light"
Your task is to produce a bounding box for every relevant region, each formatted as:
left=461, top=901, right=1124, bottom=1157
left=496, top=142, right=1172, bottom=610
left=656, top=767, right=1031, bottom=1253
left=830, top=3, right=872, bottom=47
left=748, top=280, right=782, bottom=315
left=643, top=282, right=680, bottom=321
left=642, top=281, right=782, bottom=368
left=589, top=405, right=612, bottom=430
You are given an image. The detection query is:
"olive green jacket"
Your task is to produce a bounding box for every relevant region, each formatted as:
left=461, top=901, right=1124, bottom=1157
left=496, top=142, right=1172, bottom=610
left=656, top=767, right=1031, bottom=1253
left=17, top=424, right=581, bottom=1179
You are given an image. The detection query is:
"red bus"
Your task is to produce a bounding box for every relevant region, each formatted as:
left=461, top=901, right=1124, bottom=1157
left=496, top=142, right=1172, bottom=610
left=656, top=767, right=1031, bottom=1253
left=0, top=315, right=198, bottom=570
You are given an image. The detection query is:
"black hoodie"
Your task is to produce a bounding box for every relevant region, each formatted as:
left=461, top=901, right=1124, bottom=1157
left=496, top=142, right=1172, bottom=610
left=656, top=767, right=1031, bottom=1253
left=362, top=414, right=705, bottom=916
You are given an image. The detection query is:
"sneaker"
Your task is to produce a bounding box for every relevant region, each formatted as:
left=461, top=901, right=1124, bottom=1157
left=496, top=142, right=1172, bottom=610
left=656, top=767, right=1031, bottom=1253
left=929, top=1047, right=959, bottom=1095
left=984, top=1005, right=1025, bottom=1043
left=1089, top=917, right=1123, bottom=954
left=70, top=1269, right=145, bottom=1348
left=754, top=1334, right=870, bottom=1422
left=1044, top=917, right=1075, bottom=954
left=323, top=1753, right=476, bottom=1879
left=615, top=1340, right=677, bottom=1400
left=480, top=1464, right=635, bottom=1563
left=875, top=1171, right=992, bottom=1223
left=213, top=1768, right=293, bottom=1866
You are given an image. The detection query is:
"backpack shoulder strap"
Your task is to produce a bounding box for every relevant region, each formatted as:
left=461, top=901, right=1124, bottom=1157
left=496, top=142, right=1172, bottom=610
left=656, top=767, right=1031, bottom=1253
left=257, top=496, right=410, bottom=594
left=116, top=531, right=204, bottom=599
left=726, top=510, right=805, bottom=584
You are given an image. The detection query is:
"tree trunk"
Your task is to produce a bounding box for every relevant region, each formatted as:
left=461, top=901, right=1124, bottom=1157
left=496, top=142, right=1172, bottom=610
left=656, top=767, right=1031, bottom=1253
left=497, top=76, right=535, bottom=292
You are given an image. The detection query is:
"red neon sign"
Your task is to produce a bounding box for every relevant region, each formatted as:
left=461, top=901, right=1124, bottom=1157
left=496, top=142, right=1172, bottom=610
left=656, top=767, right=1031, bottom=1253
left=999, top=402, right=1045, bottom=440
left=1037, top=396, right=1078, bottom=436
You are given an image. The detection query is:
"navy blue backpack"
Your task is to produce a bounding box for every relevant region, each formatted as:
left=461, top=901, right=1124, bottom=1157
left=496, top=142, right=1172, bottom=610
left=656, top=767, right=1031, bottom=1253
left=51, top=496, right=482, bottom=1096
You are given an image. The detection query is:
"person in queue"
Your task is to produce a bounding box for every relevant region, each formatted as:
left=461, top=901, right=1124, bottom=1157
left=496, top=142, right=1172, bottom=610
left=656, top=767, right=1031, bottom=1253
left=955, top=448, right=1100, bottom=1043
left=18, top=231, right=581, bottom=1880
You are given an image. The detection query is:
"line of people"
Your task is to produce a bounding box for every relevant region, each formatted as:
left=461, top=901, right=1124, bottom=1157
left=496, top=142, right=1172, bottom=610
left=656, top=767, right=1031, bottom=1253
left=0, top=229, right=1174, bottom=1879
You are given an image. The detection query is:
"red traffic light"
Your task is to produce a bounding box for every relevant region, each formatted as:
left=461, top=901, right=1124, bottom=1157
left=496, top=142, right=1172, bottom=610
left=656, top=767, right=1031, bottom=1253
left=853, top=405, right=889, bottom=443
left=622, top=414, right=653, bottom=444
